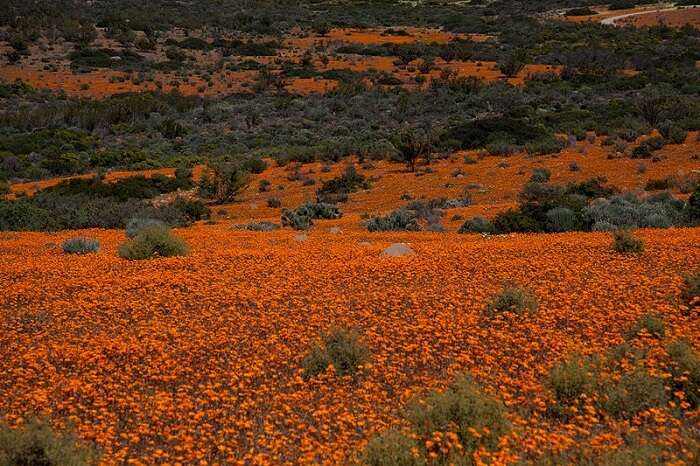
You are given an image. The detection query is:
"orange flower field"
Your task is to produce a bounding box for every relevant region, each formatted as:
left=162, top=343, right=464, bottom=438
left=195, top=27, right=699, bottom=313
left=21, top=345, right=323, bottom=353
left=1, top=226, right=699, bottom=464
left=1, top=139, right=700, bottom=463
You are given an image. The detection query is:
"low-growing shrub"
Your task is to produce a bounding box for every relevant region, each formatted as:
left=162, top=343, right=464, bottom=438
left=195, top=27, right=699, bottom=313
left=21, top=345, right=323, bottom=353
left=125, top=218, right=167, bottom=238
left=244, top=222, right=280, bottom=232
left=366, top=209, right=421, bottom=232
left=627, top=313, right=665, bottom=339
left=681, top=270, right=700, bottom=307
left=525, top=136, right=566, bottom=156
left=493, top=208, right=543, bottom=233
left=631, top=136, right=666, bottom=159
left=658, top=120, right=687, bottom=144
left=0, top=419, right=98, bottom=466
left=259, top=179, right=272, bottom=192
left=598, top=369, right=668, bottom=418
left=281, top=202, right=342, bottom=230
left=317, top=165, right=370, bottom=198
left=267, top=197, right=282, bottom=208
left=302, top=327, right=370, bottom=378
left=666, top=340, right=700, bottom=408
left=545, top=207, right=577, bottom=232
left=62, top=236, right=100, bottom=254
left=486, top=283, right=538, bottom=315
left=458, top=216, right=495, bottom=234
left=612, top=230, right=643, bottom=254
left=548, top=354, right=594, bottom=407
left=405, top=374, right=510, bottom=455
left=118, top=225, right=189, bottom=260
left=359, top=430, right=423, bottom=466
left=0, top=181, right=9, bottom=195
left=584, top=193, right=683, bottom=230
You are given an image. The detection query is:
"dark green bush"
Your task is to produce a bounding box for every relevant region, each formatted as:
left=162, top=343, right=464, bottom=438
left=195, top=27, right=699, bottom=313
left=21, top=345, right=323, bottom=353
left=267, top=197, right=282, bottom=208
left=118, top=225, right=189, bottom=260
left=302, top=327, right=370, bottom=378
left=458, top=216, right=495, bottom=234
left=0, top=419, right=98, bottom=466
left=564, top=7, right=596, bottom=16
left=44, top=174, right=193, bottom=202
left=317, top=165, right=369, bottom=196
left=493, top=208, right=543, bottom=233
left=529, top=168, right=551, bottom=183
left=658, top=120, right=688, bottom=144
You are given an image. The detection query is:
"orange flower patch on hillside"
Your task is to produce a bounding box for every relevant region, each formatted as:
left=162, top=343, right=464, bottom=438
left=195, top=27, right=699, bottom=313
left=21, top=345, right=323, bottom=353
left=0, top=224, right=699, bottom=464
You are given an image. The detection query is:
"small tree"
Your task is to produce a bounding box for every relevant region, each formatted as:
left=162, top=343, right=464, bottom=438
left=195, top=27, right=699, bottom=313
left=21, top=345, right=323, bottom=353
left=199, top=162, right=250, bottom=204
left=394, top=127, right=432, bottom=172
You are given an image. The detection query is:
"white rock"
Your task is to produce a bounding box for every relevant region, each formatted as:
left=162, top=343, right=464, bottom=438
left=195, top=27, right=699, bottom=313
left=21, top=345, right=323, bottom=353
left=380, top=243, right=414, bottom=257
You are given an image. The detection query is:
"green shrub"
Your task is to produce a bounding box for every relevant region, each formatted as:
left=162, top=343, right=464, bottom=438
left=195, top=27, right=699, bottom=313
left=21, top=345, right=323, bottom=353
left=530, top=167, right=551, bottom=183
left=545, top=207, right=577, bottom=232
left=244, top=222, right=280, bottom=231
left=360, top=430, right=424, bottom=466
left=667, top=340, right=700, bottom=408
left=627, top=313, right=665, bottom=339
left=62, top=236, right=100, bottom=254
left=687, top=185, right=700, bottom=225
left=658, top=120, right=687, bottom=144
left=0, top=181, right=9, bottom=195
left=492, top=209, right=543, bottom=233
left=0, top=419, right=98, bottom=466
left=681, top=270, right=700, bottom=307
left=281, top=202, right=342, bottom=230
left=125, top=218, right=167, bottom=238
left=565, top=7, right=596, bottom=16
left=486, top=283, right=538, bottom=315
left=598, top=369, right=668, bottom=418
left=366, top=209, right=421, bottom=232
left=242, top=157, right=268, bottom=174
left=42, top=175, right=193, bottom=202
left=118, top=225, right=189, bottom=260
left=405, top=375, right=510, bottom=454
left=548, top=354, right=594, bottom=406
left=267, top=197, right=282, bottom=208
left=458, top=216, right=495, bottom=234
left=525, top=137, right=566, bottom=156
left=317, top=165, right=370, bottom=196
left=612, top=230, right=643, bottom=254
left=302, top=327, right=370, bottom=378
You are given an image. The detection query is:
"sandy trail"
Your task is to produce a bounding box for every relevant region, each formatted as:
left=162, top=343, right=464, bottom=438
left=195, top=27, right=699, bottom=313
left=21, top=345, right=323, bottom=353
left=600, top=5, right=700, bottom=25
